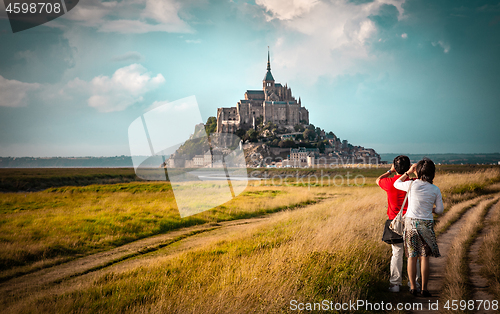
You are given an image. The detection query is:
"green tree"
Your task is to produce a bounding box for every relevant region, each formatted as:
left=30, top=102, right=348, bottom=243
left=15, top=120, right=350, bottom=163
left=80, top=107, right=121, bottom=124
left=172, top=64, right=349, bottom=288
left=303, top=129, right=315, bottom=141
left=204, top=116, right=217, bottom=135
left=278, top=139, right=296, bottom=148
left=255, top=116, right=263, bottom=127
left=264, top=122, right=276, bottom=131
left=316, top=140, right=329, bottom=153
left=270, top=138, right=280, bottom=147
left=247, top=129, right=259, bottom=142
left=235, top=128, right=246, bottom=140
left=294, top=124, right=305, bottom=132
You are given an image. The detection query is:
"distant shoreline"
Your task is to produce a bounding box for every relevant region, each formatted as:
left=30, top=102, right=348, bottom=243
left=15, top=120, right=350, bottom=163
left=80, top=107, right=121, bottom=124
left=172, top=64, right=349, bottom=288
left=0, top=153, right=499, bottom=168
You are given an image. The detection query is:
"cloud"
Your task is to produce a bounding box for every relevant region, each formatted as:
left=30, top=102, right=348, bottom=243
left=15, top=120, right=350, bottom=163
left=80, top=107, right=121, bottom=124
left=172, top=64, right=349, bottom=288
left=256, top=0, right=319, bottom=20
left=477, top=3, right=500, bottom=12
left=62, top=0, right=193, bottom=34
left=0, top=75, right=40, bottom=107
left=401, top=33, right=407, bottom=38
left=98, top=19, right=191, bottom=34
left=66, top=64, right=165, bottom=112
left=432, top=40, right=450, bottom=53
left=146, top=99, right=170, bottom=111
left=185, top=39, right=202, bottom=44
left=255, top=0, right=406, bottom=82
left=112, top=51, right=144, bottom=62
left=14, top=50, right=37, bottom=61
left=63, top=0, right=118, bottom=26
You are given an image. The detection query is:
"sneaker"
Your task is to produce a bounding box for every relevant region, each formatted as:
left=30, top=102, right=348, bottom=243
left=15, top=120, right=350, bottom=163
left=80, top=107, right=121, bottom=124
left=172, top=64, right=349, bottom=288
left=389, top=284, right=400, bottom=293
left=407, top=281, right=421, bottom=292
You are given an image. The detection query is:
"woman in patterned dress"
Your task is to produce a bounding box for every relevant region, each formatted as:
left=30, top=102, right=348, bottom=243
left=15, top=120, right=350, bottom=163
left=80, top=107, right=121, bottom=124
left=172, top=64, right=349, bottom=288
left=393, top=158, right=444, bottom=297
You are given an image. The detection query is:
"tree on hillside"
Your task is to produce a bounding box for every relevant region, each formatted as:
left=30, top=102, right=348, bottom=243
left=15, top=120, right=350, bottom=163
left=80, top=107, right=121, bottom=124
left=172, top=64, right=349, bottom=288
left=205, top=117, right=217, bottom=135
left=278, top=139, right=296, bottom=148
left=316, top=140, right=329, bottom=153
left=264, top=121, right=276, bottom=131
left=235, top=128, right=246, bottom=140
left=255, top=116, right=263, bottom=127
left=247, top=129, right=259, bottom=142
left=294, top=124, right=305, bottom=132
left=270, top=138, right=280, bottom=147
left=303, top=129, right=315, bottom=141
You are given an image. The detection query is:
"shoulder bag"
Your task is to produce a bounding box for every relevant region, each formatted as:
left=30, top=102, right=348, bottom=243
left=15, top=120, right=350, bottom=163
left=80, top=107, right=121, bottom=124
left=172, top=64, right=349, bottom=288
left=389, top=181, right=412, bottom=236
left=382, top=181, right=412, bottom=243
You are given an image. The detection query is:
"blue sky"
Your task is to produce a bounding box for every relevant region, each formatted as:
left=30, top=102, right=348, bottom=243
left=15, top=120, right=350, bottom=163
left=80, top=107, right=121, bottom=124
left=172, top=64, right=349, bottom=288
left=0, top=0, right=499, bottom=157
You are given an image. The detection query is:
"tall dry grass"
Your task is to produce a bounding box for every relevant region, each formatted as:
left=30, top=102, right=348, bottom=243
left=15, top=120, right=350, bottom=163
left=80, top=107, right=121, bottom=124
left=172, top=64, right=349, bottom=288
left=432, top=168, right=500, bottom=235
left=8, top=186, right=395, bottom=314
left=440, top=197, right=499, bottom=313
left=435, top=168, right=500, bottom=206
left=0, top=183, right=319, bottom=280
left=478, top=201, right=500, bottom=299
left=3, top=168, right=500, bottom=313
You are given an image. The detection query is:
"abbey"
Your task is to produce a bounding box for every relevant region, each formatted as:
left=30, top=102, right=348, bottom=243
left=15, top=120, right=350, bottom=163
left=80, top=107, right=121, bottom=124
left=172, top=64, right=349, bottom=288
left=216, top=51, right=309, bottom=133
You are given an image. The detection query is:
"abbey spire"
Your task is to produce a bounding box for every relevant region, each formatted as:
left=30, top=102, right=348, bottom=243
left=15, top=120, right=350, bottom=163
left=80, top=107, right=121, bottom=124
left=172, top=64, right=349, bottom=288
left=263, top=47, right=275, bottom=89
left=267, top=48, right=271, bottom=72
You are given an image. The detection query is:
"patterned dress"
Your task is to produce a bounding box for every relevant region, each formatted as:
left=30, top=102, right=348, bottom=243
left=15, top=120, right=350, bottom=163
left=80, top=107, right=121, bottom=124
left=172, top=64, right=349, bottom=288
left=403, top=217, right=440, bottom=258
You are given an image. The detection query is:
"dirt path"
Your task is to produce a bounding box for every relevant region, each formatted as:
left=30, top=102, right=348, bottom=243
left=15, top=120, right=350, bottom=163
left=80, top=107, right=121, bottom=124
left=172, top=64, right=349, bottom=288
left=410, top=196, right=498, bottom=314
left=0, top=206, right=301, bottom=312
left=468, top=200, right=499, bottom=313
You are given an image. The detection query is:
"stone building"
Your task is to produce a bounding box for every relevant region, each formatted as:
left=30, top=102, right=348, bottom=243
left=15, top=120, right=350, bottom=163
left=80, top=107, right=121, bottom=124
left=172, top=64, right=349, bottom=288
left=217, top=51, right=309, bottom=133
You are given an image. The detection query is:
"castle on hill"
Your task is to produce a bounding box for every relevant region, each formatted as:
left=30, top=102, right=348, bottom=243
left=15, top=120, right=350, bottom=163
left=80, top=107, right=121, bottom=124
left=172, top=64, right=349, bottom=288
left=216, top=51, right=309, bottom=133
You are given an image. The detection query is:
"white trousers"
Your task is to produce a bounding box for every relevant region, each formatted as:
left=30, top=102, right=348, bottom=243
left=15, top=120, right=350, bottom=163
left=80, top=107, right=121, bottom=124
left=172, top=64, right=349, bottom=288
left=390, top=243, right=420, bottom=285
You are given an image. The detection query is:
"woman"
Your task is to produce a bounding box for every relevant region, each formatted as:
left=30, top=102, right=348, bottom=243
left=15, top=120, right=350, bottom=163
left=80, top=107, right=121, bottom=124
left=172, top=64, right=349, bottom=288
left=393, top=158, right=444, bottom=297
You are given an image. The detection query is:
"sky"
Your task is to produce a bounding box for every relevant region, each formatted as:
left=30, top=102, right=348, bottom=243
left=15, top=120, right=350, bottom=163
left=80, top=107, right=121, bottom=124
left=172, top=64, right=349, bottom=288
left=0, top=0, right=499, bottom=157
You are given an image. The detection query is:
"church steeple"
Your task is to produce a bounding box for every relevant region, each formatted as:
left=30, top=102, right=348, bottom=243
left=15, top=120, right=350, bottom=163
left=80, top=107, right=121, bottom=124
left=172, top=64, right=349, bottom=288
left=263, top=47, right=275, bottom=89
left=267, top=48, right=271, bottom=72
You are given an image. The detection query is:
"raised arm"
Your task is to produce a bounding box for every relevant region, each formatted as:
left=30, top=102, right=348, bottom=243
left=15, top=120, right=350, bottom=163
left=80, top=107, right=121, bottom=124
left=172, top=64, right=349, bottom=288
left=393, top=178, right=412, bottom=191
left=376, top=164, right=395, bottom=186
left=393, top=163, right=417, bottom=191
left=433, top=189, right=444, bottom=215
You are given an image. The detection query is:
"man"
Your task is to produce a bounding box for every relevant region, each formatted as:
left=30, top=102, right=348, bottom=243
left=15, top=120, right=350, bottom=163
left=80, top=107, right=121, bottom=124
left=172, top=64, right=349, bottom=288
left=376, top=155, right=420, bottom=293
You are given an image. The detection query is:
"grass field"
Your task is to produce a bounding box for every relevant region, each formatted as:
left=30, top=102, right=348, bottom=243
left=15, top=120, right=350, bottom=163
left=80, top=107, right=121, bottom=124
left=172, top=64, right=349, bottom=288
left=1, top=166, right=500, bottom=313
left=0, top=168, right=139, bottom=192
left=0, top=182, right=322, bottom=281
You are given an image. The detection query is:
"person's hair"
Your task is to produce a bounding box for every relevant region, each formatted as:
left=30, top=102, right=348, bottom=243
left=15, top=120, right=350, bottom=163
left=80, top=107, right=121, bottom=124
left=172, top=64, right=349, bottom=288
left=393, top=155, right=411, bottom=175
left=416, top=158, right=435, bottom=184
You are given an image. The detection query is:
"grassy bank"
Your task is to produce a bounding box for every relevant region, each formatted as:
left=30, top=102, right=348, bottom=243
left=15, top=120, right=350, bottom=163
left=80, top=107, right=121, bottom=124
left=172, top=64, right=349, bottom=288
left=0, top=168, right=140, bottom=192
left=479, top=202, right=500, bottom=300
left=0, top=182, right=321, bottom=280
